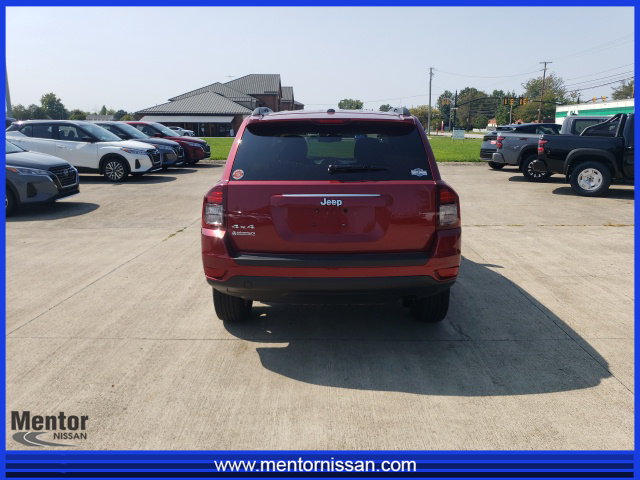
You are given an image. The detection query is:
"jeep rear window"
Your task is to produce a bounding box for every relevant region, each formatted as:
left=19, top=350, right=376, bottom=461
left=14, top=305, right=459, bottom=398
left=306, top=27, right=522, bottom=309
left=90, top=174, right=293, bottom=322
left=231, top=121, right=431, bottom=181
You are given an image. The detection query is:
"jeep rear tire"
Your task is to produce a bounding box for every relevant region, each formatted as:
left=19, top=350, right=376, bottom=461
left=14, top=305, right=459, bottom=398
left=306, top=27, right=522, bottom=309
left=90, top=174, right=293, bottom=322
left=488, top=161, right=505, bottom=170
left=521, top=154, right=551, bottom=182
left=570, top=161, right=612, bottom=197
left=213, top=289, right=252, bottom=322
left=410, top=289, right=450, bottom=323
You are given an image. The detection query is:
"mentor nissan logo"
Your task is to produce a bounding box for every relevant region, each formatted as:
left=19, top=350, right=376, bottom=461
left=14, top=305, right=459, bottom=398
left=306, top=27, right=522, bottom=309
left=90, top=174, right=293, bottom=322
left=11, top=411, right=88, bottom=447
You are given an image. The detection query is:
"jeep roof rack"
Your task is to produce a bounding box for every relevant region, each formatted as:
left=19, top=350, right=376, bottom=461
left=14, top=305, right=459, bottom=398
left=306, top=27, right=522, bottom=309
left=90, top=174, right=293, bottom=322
left=389, top=107, right=411, bottom=116
left=252, top=107, right=273, bottom=116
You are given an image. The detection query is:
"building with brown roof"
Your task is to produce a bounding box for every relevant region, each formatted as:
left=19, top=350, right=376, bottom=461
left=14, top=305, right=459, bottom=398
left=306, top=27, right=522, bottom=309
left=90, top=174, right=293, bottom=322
left=136, top=74, right=304, bottom=137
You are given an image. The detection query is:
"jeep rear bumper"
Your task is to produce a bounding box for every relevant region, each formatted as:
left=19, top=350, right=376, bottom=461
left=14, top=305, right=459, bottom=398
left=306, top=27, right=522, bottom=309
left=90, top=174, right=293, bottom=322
left=207, top=275, right=455, bottom=303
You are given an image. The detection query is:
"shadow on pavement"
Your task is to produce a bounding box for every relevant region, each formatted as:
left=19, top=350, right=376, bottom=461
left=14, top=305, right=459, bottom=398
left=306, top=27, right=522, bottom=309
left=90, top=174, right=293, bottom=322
left=552, top=186, right=634, bottom=200
left=163, top=168, right=197, bottom=175
left=224, top=257, right=610, bottom=396
left=507, top=175, right=566, bottom=183
left=79, top=175, right=176, bottom=184
left=195, top=163, right=224, bottom=169
left=8, top=202, right=99, bottom=221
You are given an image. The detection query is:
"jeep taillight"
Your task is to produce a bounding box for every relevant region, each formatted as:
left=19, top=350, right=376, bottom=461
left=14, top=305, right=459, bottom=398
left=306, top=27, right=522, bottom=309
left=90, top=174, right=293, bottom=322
left=496, top=136, right=505, bottom=149
left=538, top=139, right=548, bottom=154
left=436, top=184, right=460, bottom=230
left=203, top=182, right=226, bottom=227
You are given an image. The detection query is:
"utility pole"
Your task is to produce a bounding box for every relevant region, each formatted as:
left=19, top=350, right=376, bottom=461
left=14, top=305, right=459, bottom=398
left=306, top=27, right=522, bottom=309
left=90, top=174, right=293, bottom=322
left=537, top=61, right=552, bottom=123
left=6, top=64, right=12, bottom=118
left=427, top=67, right=433, bottom=135
left=452, top=90, right=458, bottom=136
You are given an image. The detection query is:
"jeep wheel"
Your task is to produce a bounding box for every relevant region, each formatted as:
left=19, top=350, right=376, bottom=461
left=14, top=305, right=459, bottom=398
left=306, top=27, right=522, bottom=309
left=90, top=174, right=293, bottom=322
left=6, top=189, right=16, bottom=217
left=213, top=289, right=252, bottom=322
left=488, top=161, right=505, bottom=170
left=410, top=289, right=450, bottom=323
left=103, top=158, right=129, bottom=182
left=522, top=154, right=551, bottom=182
left=570, top=161, right=612, bottom=197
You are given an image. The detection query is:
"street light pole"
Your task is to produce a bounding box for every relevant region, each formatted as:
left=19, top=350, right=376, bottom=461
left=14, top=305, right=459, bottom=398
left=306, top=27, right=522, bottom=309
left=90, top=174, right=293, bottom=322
left=6, top=64, right=12, bottom=118
left=538, top=61, right=552, bottom=123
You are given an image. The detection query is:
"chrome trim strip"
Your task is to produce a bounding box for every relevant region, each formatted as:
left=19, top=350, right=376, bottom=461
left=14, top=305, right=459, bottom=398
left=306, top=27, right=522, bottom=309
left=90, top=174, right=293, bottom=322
left=281, top=194, right=381, bottom=197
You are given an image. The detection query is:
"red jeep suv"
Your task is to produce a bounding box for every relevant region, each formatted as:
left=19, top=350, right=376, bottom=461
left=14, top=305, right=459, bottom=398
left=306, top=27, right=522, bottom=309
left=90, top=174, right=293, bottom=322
left=201, top=107, right=461, bottom=323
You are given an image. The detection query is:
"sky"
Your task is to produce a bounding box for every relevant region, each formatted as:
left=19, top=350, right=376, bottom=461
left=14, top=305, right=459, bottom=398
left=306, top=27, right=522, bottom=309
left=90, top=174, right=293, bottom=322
left=5, top=7, right=635, bottom=114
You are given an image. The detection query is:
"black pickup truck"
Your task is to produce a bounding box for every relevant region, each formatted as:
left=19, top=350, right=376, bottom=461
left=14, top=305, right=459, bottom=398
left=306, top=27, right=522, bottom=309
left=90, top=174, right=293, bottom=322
left=533, top=113, right=634, bottom=196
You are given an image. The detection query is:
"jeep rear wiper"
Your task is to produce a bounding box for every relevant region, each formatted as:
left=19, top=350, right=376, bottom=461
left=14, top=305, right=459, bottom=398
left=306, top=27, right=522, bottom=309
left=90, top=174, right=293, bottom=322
left=327, top=164, right=388, bottom=174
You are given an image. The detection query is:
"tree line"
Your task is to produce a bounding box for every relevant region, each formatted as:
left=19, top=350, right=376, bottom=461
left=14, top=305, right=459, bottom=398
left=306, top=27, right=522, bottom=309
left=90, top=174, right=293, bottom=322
left=10, top=93, right=135, bottom=121
left=338, top=76, right=634, bottom=131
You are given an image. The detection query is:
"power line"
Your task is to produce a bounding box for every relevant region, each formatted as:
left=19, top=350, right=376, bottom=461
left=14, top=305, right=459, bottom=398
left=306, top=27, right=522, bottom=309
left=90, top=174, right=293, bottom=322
left=564, top=71, right=634, bottom=88
left=570, top=76, right=634, bottom=93
left=551, top=34, right=633, bottom=62
left=564, top=63, right=634, bottom=81
left=435, top=65, right=541, bottom=79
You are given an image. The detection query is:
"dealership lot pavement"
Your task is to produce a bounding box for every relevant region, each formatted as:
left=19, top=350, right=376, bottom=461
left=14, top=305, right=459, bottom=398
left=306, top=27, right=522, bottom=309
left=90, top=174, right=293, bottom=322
left=6, top=164, right=634, bottom=450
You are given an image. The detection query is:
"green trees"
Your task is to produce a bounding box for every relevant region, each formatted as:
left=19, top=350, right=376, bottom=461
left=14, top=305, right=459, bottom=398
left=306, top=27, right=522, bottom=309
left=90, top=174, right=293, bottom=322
left=409, top=105, right=429, bottom=128
left=40, top=93, right=68, bottom=119
left=68, top=109, right=87, bottom=120
left=378, top=104, right=392, bottom=112
left=11, top=104, right=29, bottom=120
left=473, top=115, right=488, bottom=130
left=612, top=79, right=634, bottom=100
left=11, top=94, right=130, bottom=121
left=437, top=90, right=454, bottom=124
left=11, top=104, right=45, bottom=120
left=338, top=99, right=363, bottom=110
left=513, top=74, right=567, bottom=122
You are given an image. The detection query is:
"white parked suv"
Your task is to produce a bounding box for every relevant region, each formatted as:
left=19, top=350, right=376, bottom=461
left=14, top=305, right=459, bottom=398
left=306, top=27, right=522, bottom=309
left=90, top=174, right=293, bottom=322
left=6, top=120, right=162, bottom=182
left=167, top=126, right=195, bottom=137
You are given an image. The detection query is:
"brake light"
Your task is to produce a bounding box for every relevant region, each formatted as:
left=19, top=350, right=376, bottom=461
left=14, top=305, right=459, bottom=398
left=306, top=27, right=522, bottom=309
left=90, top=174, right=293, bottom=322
left=312, top=119, right=351, bottom=124
left=496, top=136, right=505, bottom=149
left=203, top=182, right=226, bottom=227
left=538, top=139, right=548, bottom=154
left=436, top=184, right=460, bottom=229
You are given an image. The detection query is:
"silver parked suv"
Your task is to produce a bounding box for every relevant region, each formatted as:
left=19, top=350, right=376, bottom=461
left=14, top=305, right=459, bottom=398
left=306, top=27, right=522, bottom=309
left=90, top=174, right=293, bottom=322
left=5, top=139, right=79, bottom=216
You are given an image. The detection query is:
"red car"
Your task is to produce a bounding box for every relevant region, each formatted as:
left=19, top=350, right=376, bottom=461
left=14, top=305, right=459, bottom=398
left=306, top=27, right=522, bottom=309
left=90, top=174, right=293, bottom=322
left=124, top=121, right=210, bottom=164
left=201, top=107, right=461, bottom=323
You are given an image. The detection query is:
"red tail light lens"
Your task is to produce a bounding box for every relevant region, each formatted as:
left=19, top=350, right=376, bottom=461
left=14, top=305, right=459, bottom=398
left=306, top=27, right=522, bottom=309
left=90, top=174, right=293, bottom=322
left=439, top=187, right=457, bottom=205
left=437, top=184, right=460, bottom=229
left=538, top=139, right=548, bottom=154
left=312, top=119, right=351, bottom=125
left=496, top=136, right=505, bottom=148
left=203, top=183, right=226, bottom=227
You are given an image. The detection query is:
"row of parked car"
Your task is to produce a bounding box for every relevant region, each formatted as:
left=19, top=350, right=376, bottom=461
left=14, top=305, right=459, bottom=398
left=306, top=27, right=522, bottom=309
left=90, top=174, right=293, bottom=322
left=480, top=113, right=634, bottom=196
left=5, top=120, right=212, bottom=215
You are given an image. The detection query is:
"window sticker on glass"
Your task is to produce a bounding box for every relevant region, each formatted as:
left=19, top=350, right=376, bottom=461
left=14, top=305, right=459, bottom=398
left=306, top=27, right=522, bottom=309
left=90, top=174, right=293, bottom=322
left=411, top=168, right=428, bottom=177
left=232, top=169, right=245, bottom=180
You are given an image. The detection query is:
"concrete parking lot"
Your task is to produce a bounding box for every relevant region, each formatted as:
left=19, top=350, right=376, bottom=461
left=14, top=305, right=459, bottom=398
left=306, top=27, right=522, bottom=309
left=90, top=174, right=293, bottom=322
left=6, top=163, right=634, bottom=450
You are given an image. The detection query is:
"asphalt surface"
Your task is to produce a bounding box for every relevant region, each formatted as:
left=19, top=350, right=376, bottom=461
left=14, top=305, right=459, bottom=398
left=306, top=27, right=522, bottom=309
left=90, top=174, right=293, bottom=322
left=6, top=163, right=634, bottom=450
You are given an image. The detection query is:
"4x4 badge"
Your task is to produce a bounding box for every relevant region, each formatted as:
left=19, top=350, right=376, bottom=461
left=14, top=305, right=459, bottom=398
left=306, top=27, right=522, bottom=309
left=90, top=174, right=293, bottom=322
left=411, top=168, right=428, bottom=177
